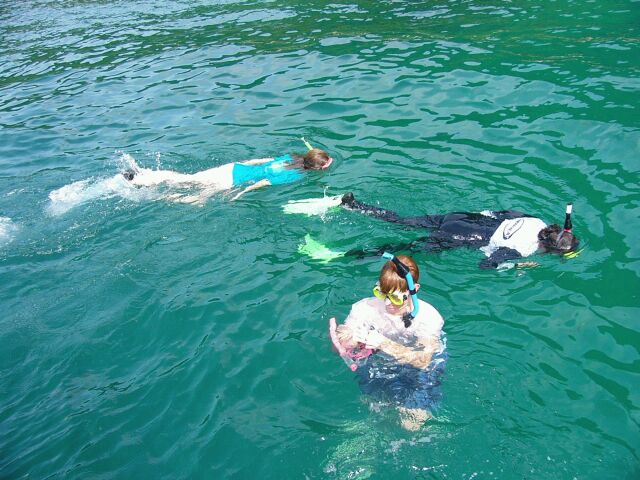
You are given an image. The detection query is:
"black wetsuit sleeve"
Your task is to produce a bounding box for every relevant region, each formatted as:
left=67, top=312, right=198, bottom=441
left=345, top=237, right=429, bottom=258
left=490, top=210, right=531, bottom=221
left=479, top=247, right=522, bottom=269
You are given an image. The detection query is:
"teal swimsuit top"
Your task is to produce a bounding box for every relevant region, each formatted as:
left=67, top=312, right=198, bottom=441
left=231, top=154, right=303, bottom=187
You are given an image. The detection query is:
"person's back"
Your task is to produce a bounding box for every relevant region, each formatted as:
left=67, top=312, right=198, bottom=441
left=230, top=155, right=302, bottom=187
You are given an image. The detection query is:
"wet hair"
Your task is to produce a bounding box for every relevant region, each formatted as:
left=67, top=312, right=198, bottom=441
left=290, top=149, right=331, bottom=170
left=379, top=254, right=419, bottom=293
left=538, top=224, right=580, bottom=253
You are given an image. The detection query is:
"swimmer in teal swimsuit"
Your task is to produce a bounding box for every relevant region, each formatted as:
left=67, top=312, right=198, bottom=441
left=123, top=146, right=333, bottom=204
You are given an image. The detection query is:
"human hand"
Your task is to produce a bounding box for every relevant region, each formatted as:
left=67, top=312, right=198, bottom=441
left=346, top=326, right=369, bottom=345
left=516, top=261, right=540, bottom=269
left=361, top=329, right=387, bottom=350
left=335, top=325, right=358, bottom=349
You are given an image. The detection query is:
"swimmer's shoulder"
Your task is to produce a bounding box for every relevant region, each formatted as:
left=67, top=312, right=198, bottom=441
left=347, top=297, right=382, bottom=319
left=416, top=299, right=444, bottom=329
left=350, top=297, right=380, bottom=312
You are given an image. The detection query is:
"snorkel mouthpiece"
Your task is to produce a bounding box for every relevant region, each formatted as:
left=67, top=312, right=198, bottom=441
left=381, top=252, right=419, bottom=327
left=301, top=137, right=314, bottom=151
left=563, top=203, right=573, bottom=232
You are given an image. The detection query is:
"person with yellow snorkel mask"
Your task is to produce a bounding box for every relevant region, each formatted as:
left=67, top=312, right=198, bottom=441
left=329, top=253, right=446, bottom=431
left=122, top=138, right=333, bottom=204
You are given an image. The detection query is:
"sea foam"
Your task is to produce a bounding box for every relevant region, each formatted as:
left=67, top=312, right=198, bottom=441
left=0, top=217, right=18, bottom=246
left=46, top=153, right=158, bottom=216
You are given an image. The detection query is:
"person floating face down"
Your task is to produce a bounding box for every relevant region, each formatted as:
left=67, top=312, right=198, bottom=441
left=329, top=254, right=446, bottom=431
left=123, top=147, right=333, bottom=204
left=340, top=193, right=580, bottom=269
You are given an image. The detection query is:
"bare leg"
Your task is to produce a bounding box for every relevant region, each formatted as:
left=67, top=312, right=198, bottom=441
left=131, top=169, right=197, bottom=187
left=398, top=406, right=431, bottom=431
left=130, top=163, right=235, bottom=190
left=341, top=193, right=444, bottom=229
left=344, top=237, right=430, bottom=258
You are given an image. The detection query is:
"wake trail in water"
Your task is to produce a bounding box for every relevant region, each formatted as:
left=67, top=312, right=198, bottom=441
left=0, top=217, right=19, bottom=246
left=46, top=153, right=164, bottom=216
left=47, top=175, right=150, bottom=216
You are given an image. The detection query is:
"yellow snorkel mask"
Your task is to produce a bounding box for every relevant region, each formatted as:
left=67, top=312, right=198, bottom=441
left=373, top=283, right=407, bottom=306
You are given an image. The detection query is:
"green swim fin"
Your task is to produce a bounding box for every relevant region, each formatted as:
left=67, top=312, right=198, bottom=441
left=283, top=194, right=342, bottom=216
left=298, top=234, right=345, bottom=262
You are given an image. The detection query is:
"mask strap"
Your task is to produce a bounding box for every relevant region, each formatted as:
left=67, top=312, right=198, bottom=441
left=381, top=252, right=419, bottom=327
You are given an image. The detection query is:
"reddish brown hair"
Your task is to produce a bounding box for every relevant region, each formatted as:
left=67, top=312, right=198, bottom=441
left=289, top=149, right=331, bottom=170
left=379, top=255, right=420, bottom=293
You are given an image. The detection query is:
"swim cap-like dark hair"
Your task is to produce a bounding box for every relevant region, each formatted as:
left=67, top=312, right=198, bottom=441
left=538, top=224, right=580, bottom=253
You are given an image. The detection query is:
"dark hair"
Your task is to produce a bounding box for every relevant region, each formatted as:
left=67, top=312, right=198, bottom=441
left=538, top=224, right=580, bottom=253
left=289, top=149, right=331, bottom=170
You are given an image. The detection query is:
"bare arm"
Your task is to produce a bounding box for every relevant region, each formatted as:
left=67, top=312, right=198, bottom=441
left=378, top=337, right=436, bottom=370
left=353, top=329, right=439, bottom=370
left=239, top=157, right=274, bottom=166
left=230, top=179, right=271, bottom=201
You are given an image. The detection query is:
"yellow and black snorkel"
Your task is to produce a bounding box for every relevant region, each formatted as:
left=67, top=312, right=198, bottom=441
left=559, top=203, right=584, bottom=258
left=563, top=203, right=573, bottom=233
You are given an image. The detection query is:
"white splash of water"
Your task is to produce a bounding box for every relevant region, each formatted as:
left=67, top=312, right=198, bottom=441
left=0, top=217, right=18, bottom=246
left=46, top=153, right=158, bottom=216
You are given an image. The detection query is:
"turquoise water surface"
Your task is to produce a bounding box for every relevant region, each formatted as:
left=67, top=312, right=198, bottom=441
left=1, top=1, right=639, bottom=478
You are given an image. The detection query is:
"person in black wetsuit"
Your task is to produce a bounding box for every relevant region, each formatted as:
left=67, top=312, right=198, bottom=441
left=340, top=193, right=580, bottom=269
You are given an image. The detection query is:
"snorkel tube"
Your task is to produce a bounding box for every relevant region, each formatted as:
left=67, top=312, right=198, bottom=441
left=559, top=203, right=585, bottom=258
left=563, top=203, right=573, bottom=233
left=301, top=137, right=314, bottom=151
left=381, top=252, right=419, bottom=328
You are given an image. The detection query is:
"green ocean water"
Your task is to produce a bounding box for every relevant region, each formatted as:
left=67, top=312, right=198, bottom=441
left=1, top=0, right=639, bottom=478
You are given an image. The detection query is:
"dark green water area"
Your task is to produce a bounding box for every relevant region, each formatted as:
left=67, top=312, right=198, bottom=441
left=1, top=1, right=638, bottom=478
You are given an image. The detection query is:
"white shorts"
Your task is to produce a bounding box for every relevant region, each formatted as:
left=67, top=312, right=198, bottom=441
left=190, top=162, right=234, bottom=190
left=132, top=162, right=235, bottom=190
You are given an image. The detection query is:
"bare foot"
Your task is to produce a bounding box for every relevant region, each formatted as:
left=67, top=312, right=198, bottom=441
left=398, top=407, right=431, bottom=431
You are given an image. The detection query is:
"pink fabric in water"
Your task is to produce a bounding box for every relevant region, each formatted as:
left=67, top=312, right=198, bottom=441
left=329, top=317, right=374, bottom=371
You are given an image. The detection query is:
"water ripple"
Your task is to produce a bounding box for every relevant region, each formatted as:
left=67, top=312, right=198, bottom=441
left=1, top=0, right=639, bottom=478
